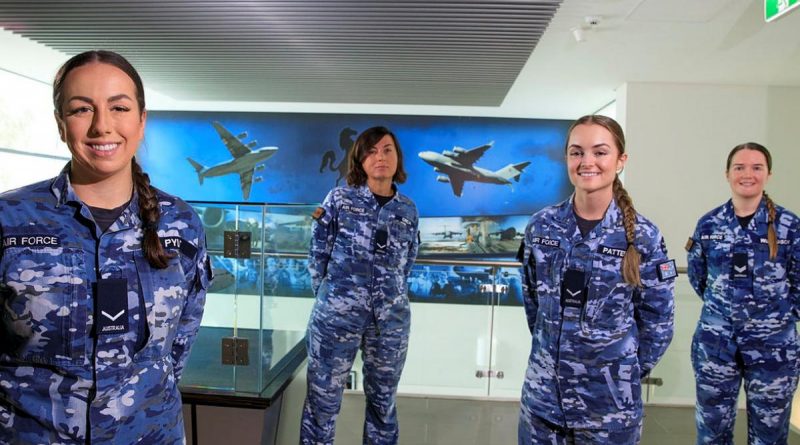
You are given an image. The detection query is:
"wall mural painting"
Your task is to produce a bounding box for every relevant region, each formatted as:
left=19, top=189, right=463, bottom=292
left=142, top=111, right=573, bottom=219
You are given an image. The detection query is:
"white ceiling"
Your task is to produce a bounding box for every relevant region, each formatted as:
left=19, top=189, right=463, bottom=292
left=1, top=0, right=798, bottom=118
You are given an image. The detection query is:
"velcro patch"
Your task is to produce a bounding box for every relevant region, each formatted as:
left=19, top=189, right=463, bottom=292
left=597, top=245, right=626, bottom=258
left=312, top=207, right=326, bottom=220
left=160, top=237, right=197, bottom=258
left=656, top=259, right=678, bottom=281
left=395, top=215, right=412, bottom=226
left=684, top=237, right=694, bottom=252
left=530, top=236, right=560, bottom=248
left=341, top=204, right=367, bottom=215
left=700, top=233, right=725, bottom=241
left=2, top=235, right=61, bottom=248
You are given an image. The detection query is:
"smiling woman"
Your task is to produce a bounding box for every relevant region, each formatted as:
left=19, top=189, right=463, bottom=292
left=0, top=50, right=212, bottom=444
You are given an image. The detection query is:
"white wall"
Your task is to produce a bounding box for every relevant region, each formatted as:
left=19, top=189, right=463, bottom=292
left=619, top=81, right=800, bottom=266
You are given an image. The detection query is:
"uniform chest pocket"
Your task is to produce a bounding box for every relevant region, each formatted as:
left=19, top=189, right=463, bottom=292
left=134, top=251, right=188, bottom=359
left=754, top=243, right=788, bottom=283
left=389, top=219, right=414, bottom=251
left=585, top=254, right=631, bottom=330
left=0, top=246, right=87, bottom=363
left=336, top=210, right=372, bottom=254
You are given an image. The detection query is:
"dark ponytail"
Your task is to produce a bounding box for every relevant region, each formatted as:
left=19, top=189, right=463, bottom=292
left=132, top=158, right=174, bottom=268
left=764, top=192, right=778, bottom=260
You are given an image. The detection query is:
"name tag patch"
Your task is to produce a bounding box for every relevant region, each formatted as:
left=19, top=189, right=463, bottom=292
left=2, top=235, right=61, bottom=248
left=760, top=237, right=790, bottom=245
left=160, top=237, right=197, bottom=259
left=96, top=278, right=129, bottom=335
left=395, top=215, right=412, bottom=226
left=656, top=259, right=678, bottom=281
left=531, top=236, right=560, bottom=248
left=598, top=245, right=626, bottom=258
left=341, top=204, right=367, bottom=215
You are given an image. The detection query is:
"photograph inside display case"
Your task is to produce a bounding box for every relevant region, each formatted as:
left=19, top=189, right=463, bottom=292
left=418, top=214, right=527, bottom=257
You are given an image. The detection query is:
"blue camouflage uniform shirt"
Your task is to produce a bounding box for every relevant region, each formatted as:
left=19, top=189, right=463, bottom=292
left=687, top=199, right=800, bottom=361
left=308, top=184, right=418, bottom=331
left=519, top=197, right=675, bottom=430
left=0, top=167, right=210, bottom=444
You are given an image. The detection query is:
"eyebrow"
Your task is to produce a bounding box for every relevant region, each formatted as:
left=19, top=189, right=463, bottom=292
left=732, top=162, right=765, bottom=167
left=67, top=93, right=133, bottom=104
left=568, top=143, right=610, bottom=150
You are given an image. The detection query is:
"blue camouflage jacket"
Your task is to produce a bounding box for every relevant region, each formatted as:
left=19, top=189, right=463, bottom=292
left=308, top=185, right=418, bottom=330
left=687, top=199, right=800, bottom=348
left=0, top=167, right=210, bottom=444
left=519, top=196, right=675, bottom=430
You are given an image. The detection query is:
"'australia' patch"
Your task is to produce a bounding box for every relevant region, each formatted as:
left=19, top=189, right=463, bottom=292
left=160, top=237, right=197, bottom=259
left=597, top=245, right=626, bottom=258
left=530, top=236, right=560, bottom=248
left=656, top=259, right=678, bottom=281
left=2, top=235, right=61, bottom=249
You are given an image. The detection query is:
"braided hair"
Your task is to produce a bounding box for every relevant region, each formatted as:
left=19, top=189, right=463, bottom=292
left=567, top=115, right=641, bottom=286
left=726, top=142, right=777, bottom=259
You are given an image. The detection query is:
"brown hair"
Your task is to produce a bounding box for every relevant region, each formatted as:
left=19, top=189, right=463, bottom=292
left=567, top=115, right=641, bottom=286
left=346, top=126, right=408, bottom=186
left=54, top=50, right=172, bottom=269
left=726, top=142, right=777, bottom=259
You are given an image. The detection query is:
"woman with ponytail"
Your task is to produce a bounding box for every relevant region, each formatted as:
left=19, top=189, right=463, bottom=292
left=517, top=115, right=675, bottom=444
left=0, top=50, right=210, bottom=444
left=687, top=143, right=800, bottom=445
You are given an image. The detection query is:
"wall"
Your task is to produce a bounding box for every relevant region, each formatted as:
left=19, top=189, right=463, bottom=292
left=619, top=81, right=800, bottom=266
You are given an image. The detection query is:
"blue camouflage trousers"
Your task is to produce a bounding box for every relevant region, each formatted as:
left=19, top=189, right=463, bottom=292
left=692, top=331, right=799, bottom=445
left=300, top=306, right=409, bottom=445
left=518, top=411, right=642, bottom=445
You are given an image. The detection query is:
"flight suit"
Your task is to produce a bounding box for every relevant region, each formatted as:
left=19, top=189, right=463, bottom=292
left=0, top=167, right=210, bottom=444
left=688, top=199, right=800, bottom=445
left=301, top=185, right=419, bottom=445
left=518, top=197, right=675, bottom=444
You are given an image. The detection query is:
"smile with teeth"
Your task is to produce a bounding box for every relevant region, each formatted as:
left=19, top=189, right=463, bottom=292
left=578, top=172, right=600, bottom=177
left=88, top=143, right=119, bottom=152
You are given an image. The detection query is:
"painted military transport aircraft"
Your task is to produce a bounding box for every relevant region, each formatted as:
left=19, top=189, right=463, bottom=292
left=418, top=142, right=531, bottom=197
left=187, top=121, right=279, bottom=200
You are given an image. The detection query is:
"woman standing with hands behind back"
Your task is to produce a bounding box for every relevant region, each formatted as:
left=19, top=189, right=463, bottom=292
left=518, top=115, right=675, bottom=444
left=0, top=50, right=211, bottom=444
left=688, top=143, right=800, bottom=445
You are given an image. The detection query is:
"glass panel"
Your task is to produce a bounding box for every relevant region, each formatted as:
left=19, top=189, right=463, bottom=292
left=396, top=263, right=495, bottom=397
left=487, top=266, right=529, bottom=398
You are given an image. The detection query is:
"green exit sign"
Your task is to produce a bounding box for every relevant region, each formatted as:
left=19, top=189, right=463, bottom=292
left=765, top=0, right=800, bottom=21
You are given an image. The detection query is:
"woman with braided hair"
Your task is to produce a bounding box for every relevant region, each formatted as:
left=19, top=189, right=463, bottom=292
left=688, top=143, right=800, bottom=445
left=0, top=50, right=210, bottom=444
left=517, top=115, right=675, bottom=444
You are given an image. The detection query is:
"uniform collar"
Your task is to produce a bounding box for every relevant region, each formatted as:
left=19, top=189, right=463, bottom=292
left=555, top=194, right=623, bottom=239
left=721, top=197, right=768, bottom=232
left=355, top=183, right=399, bottom=204
left=50, top=162, right=142, bottom=231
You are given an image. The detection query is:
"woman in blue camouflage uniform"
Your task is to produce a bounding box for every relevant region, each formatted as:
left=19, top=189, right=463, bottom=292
left=518, top=115, right=675, bottom=444
left=0, top=50, right=210, bottom=444
left=301, top=126, right=419, bottom=445
left=688, top=143, right=800, bottom=445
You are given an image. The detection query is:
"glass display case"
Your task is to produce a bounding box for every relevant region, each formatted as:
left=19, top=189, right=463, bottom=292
left=180, top=201, right=316, bottom=396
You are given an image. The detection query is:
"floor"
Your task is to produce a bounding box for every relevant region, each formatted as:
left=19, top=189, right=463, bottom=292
left=334, top=394, right=800, bottom=445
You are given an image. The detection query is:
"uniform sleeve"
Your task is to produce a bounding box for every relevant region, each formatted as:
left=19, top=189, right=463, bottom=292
left=517, top=239, right=538, bottom=335
left=171, top=227, right=211, bottom=383
left=308, top=191, right=337, bottom=295
left=789, top=222, right=800, bottom=320
left=403, top=209, right=420, bottom=278
left=634, top=233, right=675, bottom=377
left=686, top=221, right=707, bottom=298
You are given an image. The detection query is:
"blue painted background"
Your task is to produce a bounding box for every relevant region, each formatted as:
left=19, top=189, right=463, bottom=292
left=142, top=111, right=573, bottom=217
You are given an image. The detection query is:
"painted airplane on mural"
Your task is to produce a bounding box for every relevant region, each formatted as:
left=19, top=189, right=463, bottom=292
left=187, top=121, right=279, bottom=200
left=418, top=142, right=531, bottom=197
